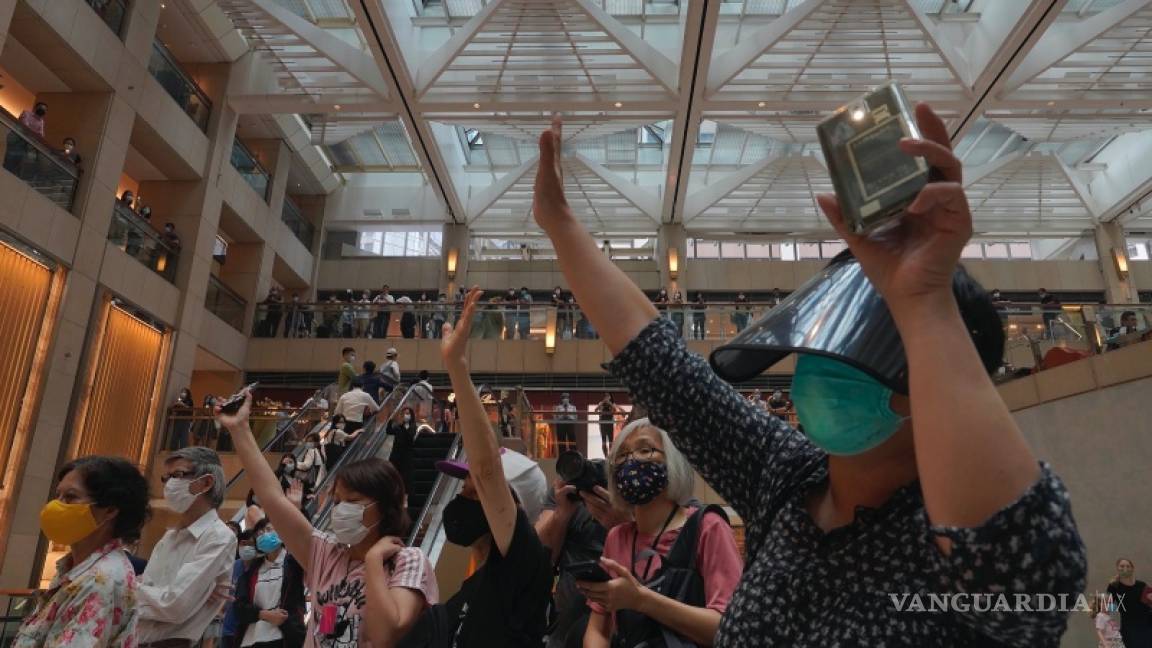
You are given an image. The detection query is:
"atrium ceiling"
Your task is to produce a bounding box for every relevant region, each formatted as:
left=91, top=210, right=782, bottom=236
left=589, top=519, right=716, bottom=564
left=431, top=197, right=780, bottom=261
left=220, top=0, right=1152, bottom=238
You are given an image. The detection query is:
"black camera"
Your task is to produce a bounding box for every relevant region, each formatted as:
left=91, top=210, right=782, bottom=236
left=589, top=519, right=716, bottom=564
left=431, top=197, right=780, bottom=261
left=556, top=450, right=607, bottom=501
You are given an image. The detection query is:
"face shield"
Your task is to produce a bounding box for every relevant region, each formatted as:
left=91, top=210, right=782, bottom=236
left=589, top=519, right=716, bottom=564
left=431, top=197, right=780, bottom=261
left=709, top=259, right=909, bottom=394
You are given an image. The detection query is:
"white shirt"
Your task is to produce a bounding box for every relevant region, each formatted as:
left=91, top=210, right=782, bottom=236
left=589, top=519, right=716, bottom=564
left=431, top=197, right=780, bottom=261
left=137, top=509, right=238, bottom=642
left=334, top=388, right=380, bottom=423
left=241, top=551, right=286, bottom=647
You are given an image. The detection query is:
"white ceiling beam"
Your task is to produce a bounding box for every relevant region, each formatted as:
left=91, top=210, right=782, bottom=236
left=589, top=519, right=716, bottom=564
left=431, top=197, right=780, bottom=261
left=1003, top=0, right=1148, bottom=93
left=682, top=154, right=782, bottom=222
left=1055, top=155, right=1103, bottom=219
left=414, top=0, right=508, bottom=96
left=247, top=0, right=392, bottom=98
left=900, top=0, right=972, bottom=90
left=1083, top=130, right=1152, bottom=223
left=570, top=0, right=680, bottom=95
left=229, top=94, right=399, bottom=114
left=661, top=0, right=720, bottom=224
left=465, top=154, right=539, bottom=224
left=706, top=0, right=825, bottom=95
left=962, top=148, right=1027, bottom=188
left=961, top=0, right=1057, bottom=93
left=573, top=154, right=662, bottom=223
left=352, top=0, right=468, bottom=222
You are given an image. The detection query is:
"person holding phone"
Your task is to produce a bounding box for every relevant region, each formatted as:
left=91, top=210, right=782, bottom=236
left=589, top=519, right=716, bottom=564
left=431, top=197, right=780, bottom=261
left=218, top=393, right=438, bottom=648
left=577, top=419, right=742, bottom=647
left=530, top=105, right=1086, bottom=646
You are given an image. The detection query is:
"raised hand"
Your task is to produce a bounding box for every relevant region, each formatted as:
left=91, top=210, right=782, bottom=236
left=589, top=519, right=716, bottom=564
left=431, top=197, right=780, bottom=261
left=440, top=287, right=483, bottom=368
left=215, top=390, right=252, bottom=432
left=533, top=115, right=570, bottom=232
left=816, top=102, right=971, bottom=322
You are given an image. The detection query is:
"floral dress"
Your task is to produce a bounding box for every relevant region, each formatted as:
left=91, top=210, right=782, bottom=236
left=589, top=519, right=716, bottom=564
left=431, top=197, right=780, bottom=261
left=14, top=542, right=138, bottom=648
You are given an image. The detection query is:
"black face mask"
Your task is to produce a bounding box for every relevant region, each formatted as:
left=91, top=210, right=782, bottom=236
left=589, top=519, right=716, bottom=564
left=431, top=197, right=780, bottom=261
left=442, top=495, right=489, bottom=546
left=34, top=107, right=46, bottom=117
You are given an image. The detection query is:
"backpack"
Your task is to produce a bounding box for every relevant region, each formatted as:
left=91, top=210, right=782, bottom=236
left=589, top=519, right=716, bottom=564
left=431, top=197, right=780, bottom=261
left=611, top=505, right=729, bottom=648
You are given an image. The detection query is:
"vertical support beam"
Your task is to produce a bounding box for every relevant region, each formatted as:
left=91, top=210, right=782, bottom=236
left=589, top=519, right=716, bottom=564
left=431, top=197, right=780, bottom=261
left=663, top=0, right=721, bottom=224
left=442, top=223, right=471, bottom=295
left=1094, top=221, right=1139, bottom=304
left=658, top=224, right=687, bottom=296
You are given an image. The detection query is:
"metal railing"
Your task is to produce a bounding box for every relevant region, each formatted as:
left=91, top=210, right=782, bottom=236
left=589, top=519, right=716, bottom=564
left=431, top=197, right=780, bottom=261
left=85, top=0, right=130, bottom=37
left=205, top=275, right=247, bottom=331
left=231, top=139, right=271, bottom=201
left=162, top=396, right=325, bottom=456
left=996, top=304, right=1152, bottom=382
left=107, top=203, right=179, bottom=282
left=282, top=197, right=315, bottom=250
left=0, top=590, right=37, bottom=648
left=148, top=41, right=212, bottom=132
left=0, top=110, right=80, bottom=212
left=252, top=301, right=558, bottom=340
left=222, top=394, right=323, bottom=492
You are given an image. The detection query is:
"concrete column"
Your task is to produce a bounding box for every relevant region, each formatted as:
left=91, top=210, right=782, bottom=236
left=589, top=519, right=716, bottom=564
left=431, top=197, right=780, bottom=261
left=658, top=224, right=687, bottom=295
left=123, top=0, right=163, bottom=66
left=1094, top=221, right=1139, bottom=304
left=222, top=241, right=275, bottom=332
left=442, top=223, right=470, bottom=294
left=0, top=0, right=18, bottom=51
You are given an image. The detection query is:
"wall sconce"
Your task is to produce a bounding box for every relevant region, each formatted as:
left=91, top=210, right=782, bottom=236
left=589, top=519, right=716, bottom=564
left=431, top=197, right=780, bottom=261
left=446, top=247, right=459, bottom=280
left=1112, top=247, right=1129, bottom=278
left=667, top=247, right=679, bottom=280
left=545, top=308, right=557, bottom=355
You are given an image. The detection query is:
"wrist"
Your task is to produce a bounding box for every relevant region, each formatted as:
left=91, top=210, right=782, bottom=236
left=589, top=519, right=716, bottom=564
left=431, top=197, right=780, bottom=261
left=887, top=290, right=961, bottom=332
left=633, top=586, right=654, bottom=615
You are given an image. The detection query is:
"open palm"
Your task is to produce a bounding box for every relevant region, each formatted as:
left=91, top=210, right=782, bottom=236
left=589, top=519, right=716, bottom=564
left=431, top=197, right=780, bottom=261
left=441, top=287, right=483, bottom=367
left=533, top=115, right=569, bottom=231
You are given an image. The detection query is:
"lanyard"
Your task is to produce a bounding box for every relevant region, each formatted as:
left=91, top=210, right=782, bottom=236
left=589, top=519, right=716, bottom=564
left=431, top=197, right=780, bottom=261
left=630, top=504, right=680, bottom=583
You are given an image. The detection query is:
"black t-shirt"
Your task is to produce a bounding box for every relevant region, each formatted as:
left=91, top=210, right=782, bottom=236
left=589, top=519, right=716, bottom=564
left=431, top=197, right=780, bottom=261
left=1107, top=580, right=1152, bottom=630
left=359, top=371, right=386, bottom=403
left=449, top=509, right=553, bottom=647
left=597, top=401, right=614, bottom=420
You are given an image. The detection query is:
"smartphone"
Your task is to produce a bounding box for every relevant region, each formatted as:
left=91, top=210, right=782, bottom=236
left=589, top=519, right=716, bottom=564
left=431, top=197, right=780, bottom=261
left=816, top=81, right=929, bottom=235
left=219, top=382, right=258, bottom=415
left=568, top=560, right=611, bottom=583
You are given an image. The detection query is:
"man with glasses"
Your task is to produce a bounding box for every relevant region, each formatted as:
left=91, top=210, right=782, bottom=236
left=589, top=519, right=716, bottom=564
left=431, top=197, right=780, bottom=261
left=137, top=447, right=238, bottom=648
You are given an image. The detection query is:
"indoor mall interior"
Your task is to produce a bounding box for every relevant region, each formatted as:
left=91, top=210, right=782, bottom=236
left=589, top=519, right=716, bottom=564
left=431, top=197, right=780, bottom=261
left=0, top=1, right=1150, bottom=647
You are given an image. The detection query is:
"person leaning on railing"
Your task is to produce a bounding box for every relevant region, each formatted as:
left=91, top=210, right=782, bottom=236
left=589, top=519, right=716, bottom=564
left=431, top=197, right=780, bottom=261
left=530, top=106, right=1087, bottom=646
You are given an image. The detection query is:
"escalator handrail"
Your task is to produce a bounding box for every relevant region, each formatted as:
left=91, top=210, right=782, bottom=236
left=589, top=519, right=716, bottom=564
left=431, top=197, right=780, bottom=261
left=405, top=433, right=463, bottom=547
left=225, top=392, right=321, bottom=491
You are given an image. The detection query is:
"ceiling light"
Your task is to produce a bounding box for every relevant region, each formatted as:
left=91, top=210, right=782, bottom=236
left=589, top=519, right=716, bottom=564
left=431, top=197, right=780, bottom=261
left=757, top=101, right=766, bottom=108
left=473, top=103, right=481, bottom=109
left=614, top=102, right=623, bottom=108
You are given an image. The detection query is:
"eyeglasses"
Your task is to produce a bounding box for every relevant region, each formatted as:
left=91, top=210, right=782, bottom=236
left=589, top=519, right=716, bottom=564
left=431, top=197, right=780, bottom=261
left=160, top=469, right=199, bottom=483
left=612, top=447, right=664, bottom=467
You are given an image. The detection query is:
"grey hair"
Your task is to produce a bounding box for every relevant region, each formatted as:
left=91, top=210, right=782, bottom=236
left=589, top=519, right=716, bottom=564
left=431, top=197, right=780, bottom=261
left=167, top=447, right=226, bottom=507
left=606, top=418, right=695, bottom=509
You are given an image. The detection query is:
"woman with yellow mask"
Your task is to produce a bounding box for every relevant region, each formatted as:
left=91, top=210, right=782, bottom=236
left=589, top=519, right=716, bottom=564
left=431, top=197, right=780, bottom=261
left=15, top=456, right=151, bottom=648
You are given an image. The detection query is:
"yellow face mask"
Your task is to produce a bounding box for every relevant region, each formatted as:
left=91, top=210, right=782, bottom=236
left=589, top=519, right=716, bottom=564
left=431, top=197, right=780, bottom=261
left=39, top=500, right=101, bottom=546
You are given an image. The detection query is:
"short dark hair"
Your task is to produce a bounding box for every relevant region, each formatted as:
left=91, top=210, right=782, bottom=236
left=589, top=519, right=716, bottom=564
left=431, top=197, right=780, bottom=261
left=418, top=370, right=429, bottom=381
left=1121, top=310, right=1137, bottom=321
left=57, top=456, right=151, bottom=543
left=827, top=250, right=1004, bottom=376
left=63, top=137, right=76, bottom=145
left=351, top=378, right=364, bottom=389
left=238, top=529, right=257, bottom=543
left=252, top=518, right=270, bottom=535
left=34, top=101, right=47, bottom=110
left=342, top=347, right=355, bottom=356
left=331, top=414, right=345, bottom=425
left=334, top=458, right=410, bottom=537
left=363, top=360, right=377, bottom=373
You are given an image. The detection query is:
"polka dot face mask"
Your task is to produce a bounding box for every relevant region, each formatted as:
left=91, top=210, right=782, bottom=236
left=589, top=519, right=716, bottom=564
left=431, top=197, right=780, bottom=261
left=613, top=459, right=669, bottom=506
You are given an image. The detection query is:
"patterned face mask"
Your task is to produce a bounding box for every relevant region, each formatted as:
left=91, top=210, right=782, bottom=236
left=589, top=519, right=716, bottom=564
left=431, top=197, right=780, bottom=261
left=613, top=459, right=669, bottom=506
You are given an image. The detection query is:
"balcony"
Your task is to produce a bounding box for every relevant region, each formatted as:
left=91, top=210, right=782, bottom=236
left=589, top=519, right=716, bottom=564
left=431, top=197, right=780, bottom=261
left=0, top=110, right=80, bottom=212
left=205, top=275, right=247, bottom=331
left=148, top=41, right=212, bottom=132
left=281, top=197, right=315, bottom=250
left=230, top=139, right=271, bottom=202
left=107, top=202, right=179, bottom=282
left=85, top=0, right=129, bottom=38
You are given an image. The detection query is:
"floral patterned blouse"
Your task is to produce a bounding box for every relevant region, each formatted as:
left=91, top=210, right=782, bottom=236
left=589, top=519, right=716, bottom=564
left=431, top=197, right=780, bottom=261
left=14, top=541, right=138, bottom=648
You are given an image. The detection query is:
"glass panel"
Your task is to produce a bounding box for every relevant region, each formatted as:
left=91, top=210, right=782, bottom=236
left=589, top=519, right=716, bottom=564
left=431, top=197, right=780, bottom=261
left=205, top=275, right=247, bottom=331
left=0, top=110, right=80, bottom=212
left=84, top=0, right=129, bottom=37
left=106, top=202, right=179, bottom=283
left=984, top=242, right=1010, bottom=259
left=695, top=240, right=720, bottom=258
left=820, top=241, right=847, bottom=258
left=720, top=242, right=744, bottom=258
left=148, top=42, right=212, bottom=132
left=745, top=242, right=772, bottom=258
left=230, top=139, right=271, bottom=201
left=1129, top=242, right=1150, bottom=261
left=1009, top=242, right=1033, bottom=259
left=281, top=197, right=315, bottom=250
left=961, top=243, right=983, bottom=259
left=796, top=242, right=821, bottom=259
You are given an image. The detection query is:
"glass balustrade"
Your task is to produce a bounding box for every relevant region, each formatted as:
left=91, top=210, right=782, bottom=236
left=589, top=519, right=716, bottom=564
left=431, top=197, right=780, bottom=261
left=0, top=110, right=80, bottom=212
left=85, top=0, right=129, bottom=37
left=282, top=197, right=315, bottom=249
left=106, top=203, right=179, bottom=282
left=161, top=405, right=327, bottom=453
left=148, top=41, right=212, bottom=132
left=231, top=139, right=271, bottom=201
left=205, top=275, right=247, bottom=331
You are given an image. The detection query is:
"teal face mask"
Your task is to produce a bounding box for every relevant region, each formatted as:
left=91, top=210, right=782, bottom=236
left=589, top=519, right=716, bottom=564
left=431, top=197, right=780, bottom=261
left=792, top=354, right=906, bottom=455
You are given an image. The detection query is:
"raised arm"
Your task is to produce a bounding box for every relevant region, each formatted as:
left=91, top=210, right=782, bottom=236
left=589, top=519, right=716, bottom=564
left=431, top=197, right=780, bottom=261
left=218, top=393, right=315, bottom=572
left=815, top=102, right=1038, bottom=528
left=440, top=288, right=518, bottom=556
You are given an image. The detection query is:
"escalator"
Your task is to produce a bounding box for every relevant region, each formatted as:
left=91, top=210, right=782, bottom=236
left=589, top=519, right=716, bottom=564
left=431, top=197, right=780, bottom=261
left=406, top=432, right=459, bottom=522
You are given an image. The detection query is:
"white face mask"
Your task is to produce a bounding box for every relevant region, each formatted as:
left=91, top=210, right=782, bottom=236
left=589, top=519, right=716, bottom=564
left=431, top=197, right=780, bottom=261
left=329, top=501, right=376, bottom=546
left=164, top=476, right=207, bottom=514
left=238, top=546, right=258, bottom=562
left=403, top=414, right=412, bottom=423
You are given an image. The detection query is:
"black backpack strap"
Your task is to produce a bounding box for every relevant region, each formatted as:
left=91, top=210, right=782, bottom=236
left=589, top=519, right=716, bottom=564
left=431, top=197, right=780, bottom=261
left=663, top=504, right=729, bottom=571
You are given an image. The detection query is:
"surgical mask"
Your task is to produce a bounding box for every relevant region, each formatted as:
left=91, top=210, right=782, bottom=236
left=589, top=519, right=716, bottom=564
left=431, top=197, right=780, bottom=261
left=239, top=545, right=258, bottom=561
left=281, top=462, right=295, bottom=474
left=256, top=531, right=283, bottom=554
left=164, top=475, right=208, bottom=514
left=443, top=495, right=489, bottom=547
left=64, top=143, right=74, bottom=153
left=329, top=501, right=376, bottom=546
left=613, top=460, right=668, bottom=506
left=791, top=355, right=906, bottom=456
left=403, top=414, right=411, bottom=423
left=40, top=500, right=101, bottom=546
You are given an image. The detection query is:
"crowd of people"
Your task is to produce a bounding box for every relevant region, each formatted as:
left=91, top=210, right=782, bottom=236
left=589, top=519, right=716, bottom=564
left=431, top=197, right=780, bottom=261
left=3, top=101, right=83, bottom=180
left=16, top=103, right=1114, bottom=648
